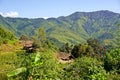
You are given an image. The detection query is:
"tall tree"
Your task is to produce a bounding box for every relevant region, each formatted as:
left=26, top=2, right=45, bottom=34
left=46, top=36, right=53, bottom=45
left=33, top=28, right=47, bottom=50
left=87, top=38, right=101, bottom=54
left=36, top=28, right=46, bottom=43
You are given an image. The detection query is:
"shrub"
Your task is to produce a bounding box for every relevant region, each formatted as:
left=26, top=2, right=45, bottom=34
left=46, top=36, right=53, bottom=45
left=71, top=44, right=94, bottom=58
left=104, top=48, right=120, bottom=74
left=64, top=57, right=108, bottom=80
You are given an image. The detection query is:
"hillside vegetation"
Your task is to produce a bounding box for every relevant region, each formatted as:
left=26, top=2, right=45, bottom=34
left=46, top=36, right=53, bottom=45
left=0, top=25, right=16, bottom=45
left=0, top=10, right=120, bottom=45
left=0, top=11, right=120, bottom=80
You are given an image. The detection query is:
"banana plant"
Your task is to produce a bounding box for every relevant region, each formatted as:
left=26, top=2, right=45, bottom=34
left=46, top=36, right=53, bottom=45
left=7, top=67, right=27, bottom=77
left=7, top=52, right=43, bottom=79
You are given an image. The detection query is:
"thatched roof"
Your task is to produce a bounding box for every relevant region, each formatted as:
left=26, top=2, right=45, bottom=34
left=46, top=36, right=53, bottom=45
left=20, top=40, right=33, bottom=48
left=24, top=41, right=33, bottom=48
left=58, top=52, right=74, bottom=60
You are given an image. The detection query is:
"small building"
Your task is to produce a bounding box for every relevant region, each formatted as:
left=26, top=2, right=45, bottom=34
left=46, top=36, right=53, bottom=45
left=58, top=52, right=74, bottom=61
left=23, top=41, right=33, bottom=49
left=20, top=40, right=35, bottom=53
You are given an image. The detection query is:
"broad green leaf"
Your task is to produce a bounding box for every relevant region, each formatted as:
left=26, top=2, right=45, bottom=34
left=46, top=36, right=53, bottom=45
left=7, top=67, right=27, bottom=77
left=35, top=52, right=41, bottom=62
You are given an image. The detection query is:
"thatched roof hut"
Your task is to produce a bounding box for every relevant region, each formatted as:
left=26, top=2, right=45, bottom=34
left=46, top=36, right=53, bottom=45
left=20, top=40, right=35, bottom=53
left=23, top=41, right=33, bottom=48
left=58, top=52, right=74, bottom=61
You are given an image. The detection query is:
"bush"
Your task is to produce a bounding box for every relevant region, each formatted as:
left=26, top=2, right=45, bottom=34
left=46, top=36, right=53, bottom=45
left=7, top=50, right=63, bottom=80
left=71, top=44, right=94, bottom=58
left=64, top=57, right=108, bottom=80
left=104, top=48, right=120, bottom=74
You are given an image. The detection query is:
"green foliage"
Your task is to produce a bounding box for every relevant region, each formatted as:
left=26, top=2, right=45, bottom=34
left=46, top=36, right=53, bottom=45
left=71, top=44, right=94, bottom=58
left=0, top=43, right=120, bottom=80
left=33, top=28, right=47, bottom=50
left=7, top=67, right=27, bottom=77
left=32, top=28, right=57, bottom=51
left=104, top=48, right=120, bottom=74
left=115, top=24, right=120, bottom=47
left=0, top=51, right=19, bottom=80
left=1, top=10, right=120, bottom=80
left=0, top=10, right=119, bottom=46
left=29, top=50, right=61, bottom=80
left=0, top=25, right=16, bottom=45
left=44, top=40, right=57, bottom=51
left=87, top=38, right=102, bottom=54
left=6, top=50, right=62, bottom=80
left=59, top=43, right=73, bottom=53
left=64, top=57, right=107, bottom=80
left=36, top=28, right=46, bottom=43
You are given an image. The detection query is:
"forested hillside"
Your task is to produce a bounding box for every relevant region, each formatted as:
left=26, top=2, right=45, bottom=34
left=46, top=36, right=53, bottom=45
left=0, top=10, right=120, bottom=46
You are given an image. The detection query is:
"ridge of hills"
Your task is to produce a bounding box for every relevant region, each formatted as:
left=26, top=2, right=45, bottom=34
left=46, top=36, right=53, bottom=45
left=0, top=10, right=120, bottom=46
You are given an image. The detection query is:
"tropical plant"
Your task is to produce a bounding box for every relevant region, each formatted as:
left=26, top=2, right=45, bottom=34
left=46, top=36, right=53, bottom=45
left=7, top=52, right=43, bottom=80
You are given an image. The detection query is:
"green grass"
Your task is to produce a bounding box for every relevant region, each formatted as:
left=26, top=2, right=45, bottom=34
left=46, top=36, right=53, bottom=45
left=0, top=52, right=18, bottom=80
left=0, top=48, right=69, bottom=80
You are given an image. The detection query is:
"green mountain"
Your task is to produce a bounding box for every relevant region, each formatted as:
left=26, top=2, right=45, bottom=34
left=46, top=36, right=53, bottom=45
left=0, top=10, right=120, bottom=45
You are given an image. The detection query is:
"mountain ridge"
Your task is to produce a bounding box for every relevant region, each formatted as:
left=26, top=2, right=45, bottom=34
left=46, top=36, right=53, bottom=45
left=0, top=10, right=120, bottom=45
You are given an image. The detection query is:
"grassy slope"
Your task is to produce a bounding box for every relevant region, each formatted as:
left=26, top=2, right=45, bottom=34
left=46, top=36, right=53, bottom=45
left=0, top=42, right=23, bottom=79
left=0, top=43, right=70, bottom=80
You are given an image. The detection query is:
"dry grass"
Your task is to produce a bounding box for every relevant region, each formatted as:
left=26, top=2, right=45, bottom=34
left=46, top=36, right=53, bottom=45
left=0, top=42, right=22, bottom=54
left=0, top=42, right=23, bottom=79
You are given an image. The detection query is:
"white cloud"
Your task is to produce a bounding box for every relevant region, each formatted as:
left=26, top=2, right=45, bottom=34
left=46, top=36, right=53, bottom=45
left=0, top=12, right=3, bottom=16
left=0, top=11, right=19, bottom=17
left=43, top=17, right=49, bottom=19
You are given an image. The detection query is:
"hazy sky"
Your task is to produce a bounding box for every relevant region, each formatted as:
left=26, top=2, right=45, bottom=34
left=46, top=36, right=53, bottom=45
left=0, top=0, right=120, bottom=18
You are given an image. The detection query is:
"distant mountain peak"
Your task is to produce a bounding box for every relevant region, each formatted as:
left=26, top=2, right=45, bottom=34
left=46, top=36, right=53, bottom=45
left=67, top=10, right=120, bottom=21
left=0, top=10, right=120, bottom=45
